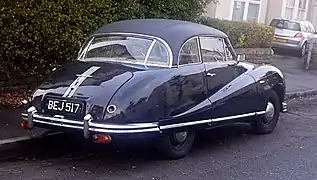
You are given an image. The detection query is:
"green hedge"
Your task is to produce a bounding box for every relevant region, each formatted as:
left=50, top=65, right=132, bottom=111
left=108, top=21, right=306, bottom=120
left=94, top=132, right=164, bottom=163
left=0, top=0, right=212, bottom=86
left=1, top=0, right=274, bottom=88
left=198, top=17, right=274, bottom=48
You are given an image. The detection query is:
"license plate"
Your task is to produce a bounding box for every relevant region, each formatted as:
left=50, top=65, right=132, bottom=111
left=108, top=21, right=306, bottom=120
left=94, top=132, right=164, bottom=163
left=273, top=37, right=288, bottom=43
left=43, top=97, right=85, bottom=117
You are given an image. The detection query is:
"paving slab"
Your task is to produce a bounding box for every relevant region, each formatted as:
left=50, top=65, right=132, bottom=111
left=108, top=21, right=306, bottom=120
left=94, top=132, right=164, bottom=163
left=271, top=55, right=317, bottom=93
left=0, top=108, right=47, bottom=141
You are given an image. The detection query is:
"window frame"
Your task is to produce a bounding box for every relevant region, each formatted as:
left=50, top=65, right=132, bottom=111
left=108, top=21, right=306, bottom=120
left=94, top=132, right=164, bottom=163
left=199, top=35, right=238, bottom=64
left=198, top=36, right=228, bottom=63
left=231, top=0, right=262, bottom=22
left=177, top=36, right=203, bottom=67
left=77, top=32, right=173, bottom=68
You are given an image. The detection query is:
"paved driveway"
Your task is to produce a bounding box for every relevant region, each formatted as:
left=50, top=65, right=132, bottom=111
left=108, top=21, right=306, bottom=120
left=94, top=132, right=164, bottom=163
left=271, top=55, right=317, bottom=93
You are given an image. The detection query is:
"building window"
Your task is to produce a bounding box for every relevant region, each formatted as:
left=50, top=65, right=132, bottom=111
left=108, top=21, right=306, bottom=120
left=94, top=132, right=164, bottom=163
left=247, top=3, right=260, bottom=22
left=299, top=0, right=307, bottom=9
left=285, top=0, right=295, bottom=19
left=232, top=1, right=246, bottom=21
left=232, top=0, right=261, bottom=22
left=297, top=0, right=307, bottom=20
left=287, top=0, right=295, bottom=7
left=285, top=7, right=294, bottom=19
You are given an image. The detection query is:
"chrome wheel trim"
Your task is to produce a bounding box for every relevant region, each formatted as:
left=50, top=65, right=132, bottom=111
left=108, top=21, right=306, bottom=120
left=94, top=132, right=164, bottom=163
left=264, top=102, right=275, bottom=124
left=173, top=132, right=188, bottom=143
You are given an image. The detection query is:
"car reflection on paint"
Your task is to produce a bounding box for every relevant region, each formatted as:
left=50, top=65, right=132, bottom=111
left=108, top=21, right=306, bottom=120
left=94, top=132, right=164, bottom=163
left=21, top=19, right=287, bottom=159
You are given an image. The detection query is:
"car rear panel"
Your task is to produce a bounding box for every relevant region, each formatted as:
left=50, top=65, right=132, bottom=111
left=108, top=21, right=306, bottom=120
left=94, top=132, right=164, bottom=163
left=270, top=19, right=303, bottom=50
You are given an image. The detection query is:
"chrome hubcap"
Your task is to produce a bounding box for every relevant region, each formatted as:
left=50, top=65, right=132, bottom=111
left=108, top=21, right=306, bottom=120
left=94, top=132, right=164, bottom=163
left=173, top=132, right=188, bottom=143
left=264, top=102, right=275, bottom=123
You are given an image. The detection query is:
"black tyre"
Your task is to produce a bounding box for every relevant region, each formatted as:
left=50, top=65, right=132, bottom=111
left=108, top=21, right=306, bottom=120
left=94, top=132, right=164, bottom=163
left=156, top=131, right=195, bottom=159
left=252, top=90, right=281, bottom=134
left=298, top=43, right=307, bottom=57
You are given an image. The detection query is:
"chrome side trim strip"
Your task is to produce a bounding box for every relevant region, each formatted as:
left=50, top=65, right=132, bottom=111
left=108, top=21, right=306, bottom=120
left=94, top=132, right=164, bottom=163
left=160, top=111, right=265, bottom=130
left=211, top=112, right=256, bottom=122
left=160, top=119, right=211, bottom=130
left=255, top=111, right=266, bottom=115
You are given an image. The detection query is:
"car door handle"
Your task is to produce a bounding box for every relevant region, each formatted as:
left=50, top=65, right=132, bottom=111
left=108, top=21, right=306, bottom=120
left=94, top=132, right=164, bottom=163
left=206, top=73, right=216, bottom=77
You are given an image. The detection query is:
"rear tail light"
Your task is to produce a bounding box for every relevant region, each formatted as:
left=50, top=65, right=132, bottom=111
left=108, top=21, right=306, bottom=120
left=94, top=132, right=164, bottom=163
left=93, top=134, right=112, bottom=144
left=295, top=33, right=303, bottom=38
left=20, top=121, right=29, bottom=129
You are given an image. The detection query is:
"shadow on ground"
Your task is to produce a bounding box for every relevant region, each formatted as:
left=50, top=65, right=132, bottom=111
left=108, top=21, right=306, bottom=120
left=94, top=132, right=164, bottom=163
left=0, top=123, right=252, bottom=164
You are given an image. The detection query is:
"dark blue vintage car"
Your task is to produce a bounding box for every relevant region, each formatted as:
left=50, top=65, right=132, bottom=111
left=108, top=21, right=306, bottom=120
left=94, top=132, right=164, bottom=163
left=21, top=19, right=287, bottom=159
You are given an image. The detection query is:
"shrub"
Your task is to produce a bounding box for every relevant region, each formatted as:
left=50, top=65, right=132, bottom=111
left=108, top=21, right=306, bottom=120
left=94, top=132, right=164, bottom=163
left=0, top=0, right=213, bottom=88
left=198, top=17, right=274, bottom=48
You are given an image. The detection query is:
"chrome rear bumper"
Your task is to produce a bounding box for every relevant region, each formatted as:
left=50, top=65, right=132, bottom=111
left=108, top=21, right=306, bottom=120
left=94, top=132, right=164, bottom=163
left=22, top=107, right=160, bottom=139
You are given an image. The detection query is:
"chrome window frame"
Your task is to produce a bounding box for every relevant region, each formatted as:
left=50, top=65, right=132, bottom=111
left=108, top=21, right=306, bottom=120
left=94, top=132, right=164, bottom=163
left=78, top=32, right=173, bottom=68
left=177, top=36, right=203, bottom=67
left=198, top=35, right=228, bottom=63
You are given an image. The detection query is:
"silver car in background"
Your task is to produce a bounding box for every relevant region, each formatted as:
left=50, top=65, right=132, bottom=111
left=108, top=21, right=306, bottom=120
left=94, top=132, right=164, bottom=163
left=270, top=18, right=316, bottom=57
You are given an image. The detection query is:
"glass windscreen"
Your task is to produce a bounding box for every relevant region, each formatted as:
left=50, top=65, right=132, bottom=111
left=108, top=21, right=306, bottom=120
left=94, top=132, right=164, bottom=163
left=82, top=35, right=170, bottom=66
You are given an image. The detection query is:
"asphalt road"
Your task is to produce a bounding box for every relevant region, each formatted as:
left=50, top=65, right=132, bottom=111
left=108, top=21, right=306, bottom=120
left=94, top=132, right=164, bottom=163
left=1, top=96, right=317, bottom=180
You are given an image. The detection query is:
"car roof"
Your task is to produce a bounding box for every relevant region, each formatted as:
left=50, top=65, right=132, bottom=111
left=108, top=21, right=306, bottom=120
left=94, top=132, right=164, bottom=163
left=92, top=19, right=227, bottom=39
left=91, top=19, right=228, bottom=65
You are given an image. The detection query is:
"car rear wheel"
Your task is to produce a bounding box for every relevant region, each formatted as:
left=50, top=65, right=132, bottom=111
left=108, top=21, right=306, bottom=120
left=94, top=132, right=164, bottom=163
left=156, top=131, right=195, bottom=159
left=251, top=90, right=281, bottom=134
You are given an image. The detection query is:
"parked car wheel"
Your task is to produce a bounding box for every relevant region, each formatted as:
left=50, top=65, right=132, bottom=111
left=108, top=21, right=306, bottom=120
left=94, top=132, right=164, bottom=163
left=157, top=131, right=195, bottom=159
left=251, top=90, right=281, bottom=134
left=298, top=42, right=307, bottom=57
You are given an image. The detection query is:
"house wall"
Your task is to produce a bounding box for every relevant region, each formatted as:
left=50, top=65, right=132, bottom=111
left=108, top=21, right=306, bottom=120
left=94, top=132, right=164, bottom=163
left=259, top=0, right=269, bottom=23
left=205, top=0, right=316, bottom=26
left=265, top=0, right=284, bottom=24
left=204, top=0, right=268, bottom=23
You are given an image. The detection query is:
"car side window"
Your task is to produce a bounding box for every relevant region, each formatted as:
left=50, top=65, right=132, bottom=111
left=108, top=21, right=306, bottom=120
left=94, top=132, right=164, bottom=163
left=179, top=38, right=201, bottom=65
left=224, top=42, right=234, bottom=61
left=199, top=36, right=226, bottom=62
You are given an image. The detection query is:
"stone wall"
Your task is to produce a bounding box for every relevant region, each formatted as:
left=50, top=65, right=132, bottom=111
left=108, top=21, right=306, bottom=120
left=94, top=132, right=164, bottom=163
left=235, top=48, right=274, bottom=64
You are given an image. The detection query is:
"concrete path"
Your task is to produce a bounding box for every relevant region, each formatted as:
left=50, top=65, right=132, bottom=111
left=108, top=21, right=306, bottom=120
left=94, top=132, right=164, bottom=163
left=271, top=55, right=317, bottom=93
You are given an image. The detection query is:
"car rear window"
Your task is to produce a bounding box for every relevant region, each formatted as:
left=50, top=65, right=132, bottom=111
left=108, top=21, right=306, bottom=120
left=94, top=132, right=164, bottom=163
left=270, top=19, right=301, bottom=31
left=81, top=35, right=171, bottom=66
